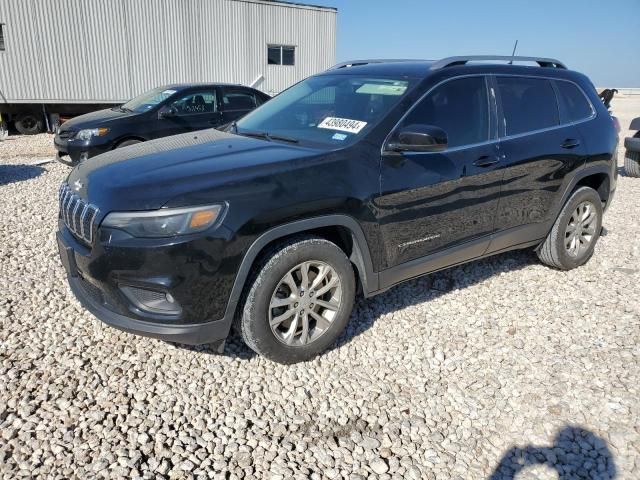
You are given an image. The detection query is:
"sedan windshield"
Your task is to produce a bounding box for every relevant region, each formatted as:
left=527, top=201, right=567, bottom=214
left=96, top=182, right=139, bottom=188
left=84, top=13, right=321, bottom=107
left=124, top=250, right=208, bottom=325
left=120, top=87, right=179, bottom=113
left=236, top=74, right=417, bottom=147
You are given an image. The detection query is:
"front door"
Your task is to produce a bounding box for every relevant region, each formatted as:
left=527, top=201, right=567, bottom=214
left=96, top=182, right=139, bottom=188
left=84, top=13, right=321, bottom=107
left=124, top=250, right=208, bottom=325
left=153, top=89, right=222, bottom=139
left=377, top=76, right=503, bottom=268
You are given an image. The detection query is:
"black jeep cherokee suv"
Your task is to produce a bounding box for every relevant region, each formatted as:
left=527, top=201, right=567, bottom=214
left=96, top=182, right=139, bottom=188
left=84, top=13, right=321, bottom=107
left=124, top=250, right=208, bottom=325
left=57, top=56, right=618, bottom=364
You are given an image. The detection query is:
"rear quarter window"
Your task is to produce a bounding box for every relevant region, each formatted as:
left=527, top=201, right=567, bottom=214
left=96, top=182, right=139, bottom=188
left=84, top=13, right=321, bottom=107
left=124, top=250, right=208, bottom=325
left=555, top=81, right=594, bottom=123
left=497, top=77, right=559, bottom=136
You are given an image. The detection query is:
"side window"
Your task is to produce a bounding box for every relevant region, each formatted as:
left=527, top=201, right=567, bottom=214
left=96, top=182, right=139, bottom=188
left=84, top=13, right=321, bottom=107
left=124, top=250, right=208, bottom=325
left=400, top=76, right=489, bottom=148
left=171, top=91, right=217, bottom=115
left=497, top=77, right=559, bottom=136
left=556, top=81, right=594, bottom=122
left=222, top=90, right=256, bottom=111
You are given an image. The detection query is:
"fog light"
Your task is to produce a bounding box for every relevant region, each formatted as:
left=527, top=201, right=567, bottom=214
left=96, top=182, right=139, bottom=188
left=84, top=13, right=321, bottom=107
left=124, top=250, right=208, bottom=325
left=120, top=285, right=182, bottom=315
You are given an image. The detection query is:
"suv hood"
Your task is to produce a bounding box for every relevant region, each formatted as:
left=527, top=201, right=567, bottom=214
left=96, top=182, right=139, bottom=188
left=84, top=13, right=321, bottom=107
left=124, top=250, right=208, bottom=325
left=58, top=107, right=141, bottom=132
left=66, top=129, right=325, bottom=212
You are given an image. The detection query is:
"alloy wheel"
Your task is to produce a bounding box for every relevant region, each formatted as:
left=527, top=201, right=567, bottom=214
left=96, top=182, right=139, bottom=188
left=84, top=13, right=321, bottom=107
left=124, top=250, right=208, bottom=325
left=565, top=201, right=597, bottom=257
left=268, top=261, right=342, bottom=346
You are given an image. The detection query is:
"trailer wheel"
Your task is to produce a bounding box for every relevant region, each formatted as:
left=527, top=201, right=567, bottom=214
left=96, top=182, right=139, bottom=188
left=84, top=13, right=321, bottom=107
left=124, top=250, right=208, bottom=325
left=15, top=113, right=44, bottom=135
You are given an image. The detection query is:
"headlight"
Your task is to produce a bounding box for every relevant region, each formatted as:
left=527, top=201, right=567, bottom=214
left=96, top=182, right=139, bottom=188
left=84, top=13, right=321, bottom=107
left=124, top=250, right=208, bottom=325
left=76, top=128, right=110, bottom=141
left=102, top=204, right=224, bottom=238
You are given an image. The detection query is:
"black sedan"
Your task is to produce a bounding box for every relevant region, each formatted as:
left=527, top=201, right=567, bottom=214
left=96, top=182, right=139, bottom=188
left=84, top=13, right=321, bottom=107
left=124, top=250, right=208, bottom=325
left=54, top=83, right=270, bottom=166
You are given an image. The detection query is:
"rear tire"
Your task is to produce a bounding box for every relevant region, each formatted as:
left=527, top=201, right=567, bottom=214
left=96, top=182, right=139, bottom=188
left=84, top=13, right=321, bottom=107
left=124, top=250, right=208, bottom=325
left=15, top=113, right=44, bottom=135
left=116, top=139, right=142, bottom=149
left=239, top=236, right=355, bottom=364
left=624, top=149, right=640, bottom=177
left=537, top=186, right=603, bottom=270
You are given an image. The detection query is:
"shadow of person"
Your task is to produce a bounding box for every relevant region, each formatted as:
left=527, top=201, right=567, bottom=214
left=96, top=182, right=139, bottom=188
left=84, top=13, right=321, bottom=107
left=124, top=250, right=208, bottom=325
left=489, top=426, right=617, bottom=479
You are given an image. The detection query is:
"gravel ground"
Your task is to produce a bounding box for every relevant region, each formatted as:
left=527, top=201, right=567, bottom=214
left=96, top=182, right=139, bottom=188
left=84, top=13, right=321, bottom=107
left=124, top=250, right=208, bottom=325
left=1, top=97, right=639, bottom=479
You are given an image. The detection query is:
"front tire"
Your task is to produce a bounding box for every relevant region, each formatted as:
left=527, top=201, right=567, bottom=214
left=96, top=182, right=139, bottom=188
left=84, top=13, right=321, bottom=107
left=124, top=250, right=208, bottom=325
left=537, top=186, right=603, bottom=270
left=239, top=236, right=355, bottom=364
left=116, top=139, right=142, bottom=149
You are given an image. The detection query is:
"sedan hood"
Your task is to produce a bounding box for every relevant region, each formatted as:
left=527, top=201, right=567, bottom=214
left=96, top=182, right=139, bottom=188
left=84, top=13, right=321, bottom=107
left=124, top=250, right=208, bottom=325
left=66, top=129, right=324, bottom=212
left=58, top=108, right=141, bottom=132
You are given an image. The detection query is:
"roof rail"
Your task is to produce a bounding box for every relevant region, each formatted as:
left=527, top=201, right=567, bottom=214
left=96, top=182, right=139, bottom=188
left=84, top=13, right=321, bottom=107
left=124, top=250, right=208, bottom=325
left=329, top=59, right=421, bottom=70
left=430, top=55, right=567, bottom=70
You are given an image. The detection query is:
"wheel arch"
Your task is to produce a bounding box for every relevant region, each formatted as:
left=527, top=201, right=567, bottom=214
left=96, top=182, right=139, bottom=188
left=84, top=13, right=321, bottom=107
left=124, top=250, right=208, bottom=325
left=113, top=136, right=147, bottom=148
left=222, top=215, right=378, bottom=324
left=559, top=165, right=612, bottom=213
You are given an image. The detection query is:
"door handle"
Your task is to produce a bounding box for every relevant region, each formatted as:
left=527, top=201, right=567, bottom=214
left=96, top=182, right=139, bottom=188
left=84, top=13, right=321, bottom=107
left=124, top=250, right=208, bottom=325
left=561, top=139, right=581, bottom=149
left=473, top=155, right=500, bottom=167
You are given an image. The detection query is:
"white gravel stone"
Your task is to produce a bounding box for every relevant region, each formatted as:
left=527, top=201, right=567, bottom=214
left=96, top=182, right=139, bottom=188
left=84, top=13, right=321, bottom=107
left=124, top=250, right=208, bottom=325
left=1, top=95, right=639, bottom=479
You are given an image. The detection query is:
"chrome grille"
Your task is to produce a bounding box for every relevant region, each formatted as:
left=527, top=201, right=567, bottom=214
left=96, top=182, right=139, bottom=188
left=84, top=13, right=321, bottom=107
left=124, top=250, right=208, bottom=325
left=58, top=183, right=99, bottom=245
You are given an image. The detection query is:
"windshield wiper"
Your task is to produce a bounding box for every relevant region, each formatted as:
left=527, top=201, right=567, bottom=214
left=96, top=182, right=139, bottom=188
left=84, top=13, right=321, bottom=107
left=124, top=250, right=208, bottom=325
left=237, top=129, right=299, bottom=144
left=113, top=105, right=132, bottom=113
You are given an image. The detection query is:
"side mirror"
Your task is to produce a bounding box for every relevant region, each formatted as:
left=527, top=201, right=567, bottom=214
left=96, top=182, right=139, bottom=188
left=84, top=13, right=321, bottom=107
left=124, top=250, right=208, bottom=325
left=159, top=106, right=177, bottom=119
left=387, top=124, right=448, bottom=153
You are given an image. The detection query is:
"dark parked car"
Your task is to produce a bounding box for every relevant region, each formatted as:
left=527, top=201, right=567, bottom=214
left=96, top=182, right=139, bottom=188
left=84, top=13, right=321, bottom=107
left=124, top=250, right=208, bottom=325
left=624, top=117, right=640, bottom=177
left=54, top=83, right=270, bottom=166
left=57, top=56, right=618, bottom=363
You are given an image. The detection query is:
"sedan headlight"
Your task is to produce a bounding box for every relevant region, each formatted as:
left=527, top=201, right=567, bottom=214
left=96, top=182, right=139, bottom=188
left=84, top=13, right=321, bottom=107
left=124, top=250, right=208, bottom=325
left=76, top=127, right=110, bottom=141
left=102, top=204, right=224, bottom=238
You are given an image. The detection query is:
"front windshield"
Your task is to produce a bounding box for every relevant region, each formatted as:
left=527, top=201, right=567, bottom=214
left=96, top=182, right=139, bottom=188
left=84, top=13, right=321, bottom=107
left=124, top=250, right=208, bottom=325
left=236, top=74, right=417, bottom=147
left=121, top=87, right=179, bottom=113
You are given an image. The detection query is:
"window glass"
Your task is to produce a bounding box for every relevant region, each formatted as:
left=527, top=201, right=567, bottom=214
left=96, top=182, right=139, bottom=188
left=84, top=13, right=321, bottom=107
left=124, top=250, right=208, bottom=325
left=556, top=81, right=593, bottom=122
left=497, top=77, right=559, bottom=136
left=222, top=90, right=256, bottom=111
left=121, top=87, right=179, bottom=113
left=236, top=74, right=416, bottom=147
left=282, top=47, right=295, bottom=66
left=0, top=24, right=5, bottom=51
left=171, top=91, right=217, bottom=115
left=400, top=77, right=489, bottom=148
left=267, top=46, right=281, bottom=65
left=268, top=45, right=295, bottom=65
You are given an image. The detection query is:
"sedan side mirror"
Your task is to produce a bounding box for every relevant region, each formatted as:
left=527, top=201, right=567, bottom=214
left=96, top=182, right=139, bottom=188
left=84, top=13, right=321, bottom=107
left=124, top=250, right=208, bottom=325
left=159, top=106, right=177, bottom=119
left=387, top=124, right=448, bottom=153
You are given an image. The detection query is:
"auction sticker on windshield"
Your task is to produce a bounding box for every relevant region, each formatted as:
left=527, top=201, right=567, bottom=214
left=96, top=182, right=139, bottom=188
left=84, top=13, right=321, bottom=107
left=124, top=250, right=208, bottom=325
left=318, top=117, right=368, bottom=134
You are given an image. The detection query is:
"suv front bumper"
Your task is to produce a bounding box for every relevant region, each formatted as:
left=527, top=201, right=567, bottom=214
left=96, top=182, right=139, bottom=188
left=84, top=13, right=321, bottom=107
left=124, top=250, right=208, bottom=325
left=56, top=222, right=238, bottom=347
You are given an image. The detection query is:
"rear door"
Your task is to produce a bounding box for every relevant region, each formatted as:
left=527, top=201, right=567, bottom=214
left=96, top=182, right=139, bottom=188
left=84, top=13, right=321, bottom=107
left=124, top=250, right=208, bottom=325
left=219, top=87, right=259, bottom=124
left=489, top=75, right=588, bottom=250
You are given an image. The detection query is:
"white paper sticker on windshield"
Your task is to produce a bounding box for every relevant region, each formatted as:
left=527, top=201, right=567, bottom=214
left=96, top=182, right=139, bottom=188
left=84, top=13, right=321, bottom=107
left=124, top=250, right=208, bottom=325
left=318, top=117, right=367, bottom=134
left=162, top=89, right=177, bottom=95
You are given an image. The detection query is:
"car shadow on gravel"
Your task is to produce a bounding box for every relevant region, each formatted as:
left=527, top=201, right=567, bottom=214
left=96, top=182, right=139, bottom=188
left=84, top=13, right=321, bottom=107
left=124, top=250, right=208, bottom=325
left=489, top=425, right=617, bottom=479
left=174, top=335, right=257, bottom=360
left=331, top=249, right=538, bottom=352
left=0, top=164, right=45, bottom=186
left=616, top=165, right=633, bottom=178
left=176, top=249, right=538, bottom=361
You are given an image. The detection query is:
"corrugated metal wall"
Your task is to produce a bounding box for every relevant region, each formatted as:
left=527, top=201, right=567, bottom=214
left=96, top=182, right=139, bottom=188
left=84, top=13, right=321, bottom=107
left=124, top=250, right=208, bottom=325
left=0, top=0, right=336, bottom=104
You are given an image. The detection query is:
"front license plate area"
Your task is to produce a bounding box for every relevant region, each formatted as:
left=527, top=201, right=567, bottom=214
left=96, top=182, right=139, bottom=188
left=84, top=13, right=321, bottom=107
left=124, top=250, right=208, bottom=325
left=57, top=233, right=78, bottom=277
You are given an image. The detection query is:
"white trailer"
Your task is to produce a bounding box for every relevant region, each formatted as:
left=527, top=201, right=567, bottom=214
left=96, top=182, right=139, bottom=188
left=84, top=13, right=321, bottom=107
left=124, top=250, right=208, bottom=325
left=0, top=0, right=336, bottom=134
